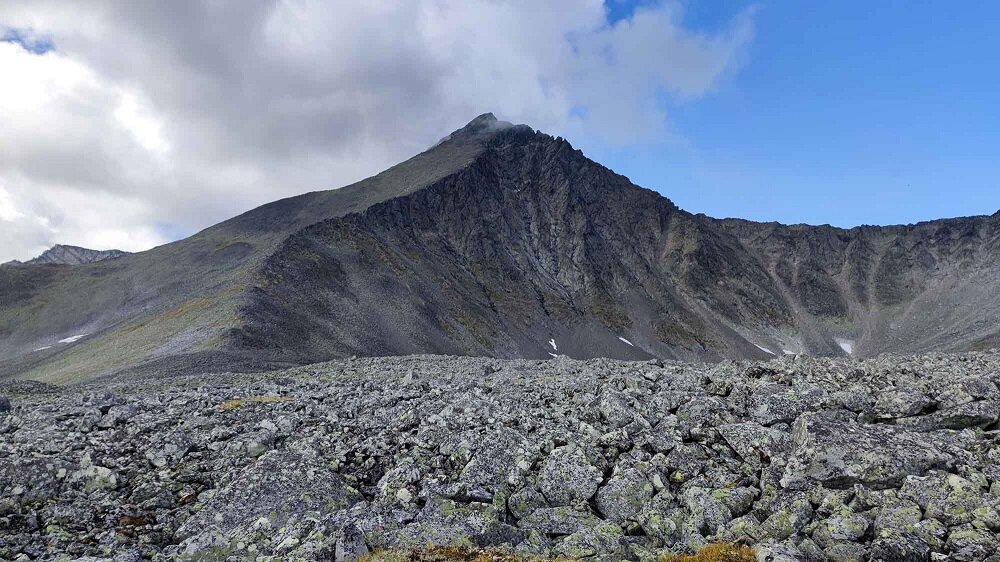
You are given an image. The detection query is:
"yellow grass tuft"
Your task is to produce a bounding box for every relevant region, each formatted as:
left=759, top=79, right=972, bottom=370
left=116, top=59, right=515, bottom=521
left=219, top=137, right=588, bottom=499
left=218, top=394, right=293, bottom=410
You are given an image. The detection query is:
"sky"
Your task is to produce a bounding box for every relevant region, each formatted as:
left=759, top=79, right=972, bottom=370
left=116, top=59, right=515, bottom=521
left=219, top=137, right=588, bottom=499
left=0, top=1, right=997, bottom=262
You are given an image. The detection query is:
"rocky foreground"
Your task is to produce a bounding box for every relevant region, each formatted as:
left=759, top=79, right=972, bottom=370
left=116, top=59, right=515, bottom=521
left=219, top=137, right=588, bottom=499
left=2, top=353, right=1000, bottom=561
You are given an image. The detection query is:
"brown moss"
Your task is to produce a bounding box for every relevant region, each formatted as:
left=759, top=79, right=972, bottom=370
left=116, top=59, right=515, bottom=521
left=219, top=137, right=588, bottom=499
left=659, top=543, right=756, bottom=562
left=218, top=394, right=293, bottom=410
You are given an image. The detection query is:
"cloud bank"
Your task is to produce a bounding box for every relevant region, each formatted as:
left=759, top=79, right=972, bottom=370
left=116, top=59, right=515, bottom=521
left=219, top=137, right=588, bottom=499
left=0, top=1, right=753, bottom=261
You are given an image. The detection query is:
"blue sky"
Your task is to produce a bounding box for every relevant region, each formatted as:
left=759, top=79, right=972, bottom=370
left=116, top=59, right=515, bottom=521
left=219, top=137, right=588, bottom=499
left=593, top=0, right=1000, bottom=226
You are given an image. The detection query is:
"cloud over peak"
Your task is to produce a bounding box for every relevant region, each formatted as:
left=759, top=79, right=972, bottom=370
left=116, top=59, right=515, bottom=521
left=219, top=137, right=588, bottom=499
left=0, top=1, right=753, bottom=261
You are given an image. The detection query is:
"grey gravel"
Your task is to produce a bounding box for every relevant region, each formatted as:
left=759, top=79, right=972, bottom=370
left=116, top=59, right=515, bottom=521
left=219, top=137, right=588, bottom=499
left=2, top=352, right=1000, bottom=561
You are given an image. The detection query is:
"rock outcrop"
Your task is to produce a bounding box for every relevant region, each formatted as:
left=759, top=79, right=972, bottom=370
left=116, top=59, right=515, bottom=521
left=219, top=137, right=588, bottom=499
left=24, top=244, right=129, bottom=265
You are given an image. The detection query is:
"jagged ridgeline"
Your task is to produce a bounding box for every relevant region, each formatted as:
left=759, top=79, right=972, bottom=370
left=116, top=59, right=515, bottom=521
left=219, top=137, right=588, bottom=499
left=2, top=114, right=999, bottom=382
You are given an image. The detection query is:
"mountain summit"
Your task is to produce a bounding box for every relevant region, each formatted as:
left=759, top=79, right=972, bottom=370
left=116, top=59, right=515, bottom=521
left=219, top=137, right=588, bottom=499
left=28, top=244, right=129, bottom=265
left=1, top=114, right=998, bottom=382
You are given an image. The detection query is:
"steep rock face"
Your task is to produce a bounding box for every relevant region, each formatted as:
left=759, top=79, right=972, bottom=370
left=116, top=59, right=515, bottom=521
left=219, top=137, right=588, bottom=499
left=232, top=127, right=797, bottom=362
left=233, top=123, right=1000, bottom=363
left=722, top=215, right=1000, bottom=355
left=25, top=245, right=130, bottom=265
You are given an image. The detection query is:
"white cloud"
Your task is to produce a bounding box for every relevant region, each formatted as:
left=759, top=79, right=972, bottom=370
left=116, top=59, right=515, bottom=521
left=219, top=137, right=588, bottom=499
left=0, top=1, right=753, bottom=261
left=114, top=91, right=170, bottom=155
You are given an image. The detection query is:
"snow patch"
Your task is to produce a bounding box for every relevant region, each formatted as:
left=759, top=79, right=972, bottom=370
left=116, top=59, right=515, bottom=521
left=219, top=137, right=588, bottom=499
left=835, top=338, right=855, bottom=355
left=753, top=343, right=775, bottom=355
left=58, top=334, right=87, bottom=344
left=548, top=352, right=558, bottom=359
left=782, top=349, right=796, bottom=355
left=548, top=339, right=557, bottom=351
left=33, top=346, right=52, bottom=352
left=618, top=336, right=634, bottom=346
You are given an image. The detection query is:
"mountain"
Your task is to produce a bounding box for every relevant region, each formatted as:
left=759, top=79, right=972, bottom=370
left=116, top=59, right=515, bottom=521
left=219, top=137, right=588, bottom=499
left=1, top=245, right=128, bottom=268
left=2, top=114, right=998, bottom=383
left=25, top=244, right=129, bottom=265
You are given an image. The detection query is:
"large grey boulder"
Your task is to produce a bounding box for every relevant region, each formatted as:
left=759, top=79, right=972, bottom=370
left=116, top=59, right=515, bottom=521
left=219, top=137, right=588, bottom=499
left=594, top=466, right=653, bottom=523
left=537, top=446, right=602, bottom=506
left=718, top=421, right=793, bottom=464
left=459, top=427, right=536, bottom=495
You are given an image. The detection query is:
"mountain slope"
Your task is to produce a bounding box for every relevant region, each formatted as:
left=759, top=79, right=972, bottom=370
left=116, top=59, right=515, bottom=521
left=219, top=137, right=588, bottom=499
left=1, top=114, right=998, bottom=382
left=0, top=115, right=505, bottom=382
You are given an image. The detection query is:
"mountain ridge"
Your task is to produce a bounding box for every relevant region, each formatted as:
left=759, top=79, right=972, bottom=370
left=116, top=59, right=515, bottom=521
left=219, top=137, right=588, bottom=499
left=2, top=244, right=129, bottom=267
left=1, top=114, right=998, bottom=382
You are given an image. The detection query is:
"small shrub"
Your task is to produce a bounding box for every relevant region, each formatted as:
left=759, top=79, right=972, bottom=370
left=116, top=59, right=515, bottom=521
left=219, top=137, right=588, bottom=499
left=218, top=394, right=293, bottom=410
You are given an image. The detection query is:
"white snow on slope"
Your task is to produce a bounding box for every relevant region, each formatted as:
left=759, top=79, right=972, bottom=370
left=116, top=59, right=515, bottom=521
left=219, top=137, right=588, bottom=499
left=548, top=339, right=557, bottom=351
left=58, top=334, right=87, bottom=344
left=33, top=346, right=52, bottom=352
left=836, top=338, right=854, bottom=355
left=782, top=349, right=795, bottom=355
left=548, top=352, right=558, bottom=358
left=753, top=343, right=775, bottom=355
left=618, top=337, right=634, bottom=346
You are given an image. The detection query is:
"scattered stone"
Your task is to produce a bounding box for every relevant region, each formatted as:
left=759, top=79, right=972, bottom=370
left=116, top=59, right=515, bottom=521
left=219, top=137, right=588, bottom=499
left=0, top=352, right=998, bottom=559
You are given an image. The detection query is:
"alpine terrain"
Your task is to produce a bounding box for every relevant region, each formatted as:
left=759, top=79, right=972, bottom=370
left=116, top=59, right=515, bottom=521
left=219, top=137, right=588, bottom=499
left=2, top=114, right=1000, bottom=561
left=1, top=114, right=997, bottom=383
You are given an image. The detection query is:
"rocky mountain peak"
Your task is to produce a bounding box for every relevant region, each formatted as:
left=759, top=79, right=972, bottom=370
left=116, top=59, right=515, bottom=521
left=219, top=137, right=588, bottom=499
left=26, top=244, right=129, bottom=266
left=433, top=112, right=521, bottom=148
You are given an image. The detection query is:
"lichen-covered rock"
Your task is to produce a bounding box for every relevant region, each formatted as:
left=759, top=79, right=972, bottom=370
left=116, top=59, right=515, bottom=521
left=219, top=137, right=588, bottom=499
left=896, top=399, right=1000, bottom=432
left=900, top=471, right=999, bottom=529
left=553, top=521, right=625, bottom=559
left=682, top=487, right=734, bottom=536
left=810, top=506, right=871, bottom=547
left=760, top=495, right=813, bottom=540
left=718, top=421, right=793, bottom=465
left=175, top=450, right=363, bottom=542
left=945, top=524, right=999, bottom=561
left=874, top=388, right=935, bottom=418
left=517, top=506, right=600, bottom=535
left=537, top=445, right=602, bottom=506
left=459, top=427, right=536, bottom=495
left=749, top=383, right=826, bottom=426
left=781, top=413, right=953, bottom=490
left=869, top=530, right=931, bottom=562
left=594, top=466, right=653, bottom=523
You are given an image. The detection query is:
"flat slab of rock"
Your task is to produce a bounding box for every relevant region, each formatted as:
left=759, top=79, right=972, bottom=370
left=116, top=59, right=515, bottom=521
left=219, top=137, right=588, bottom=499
left=780, top=412, right=954, bottom=490
left=176, top=450, right=363, bottom=540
